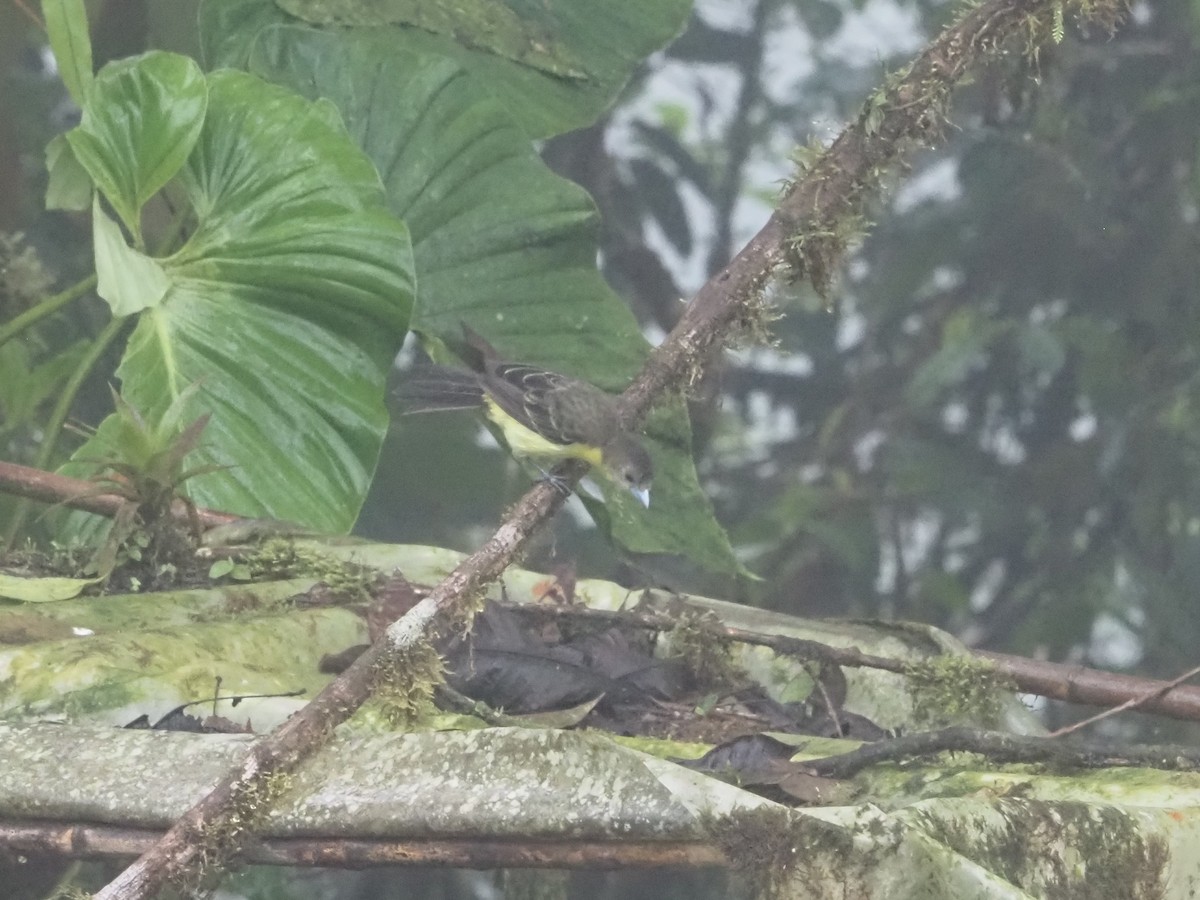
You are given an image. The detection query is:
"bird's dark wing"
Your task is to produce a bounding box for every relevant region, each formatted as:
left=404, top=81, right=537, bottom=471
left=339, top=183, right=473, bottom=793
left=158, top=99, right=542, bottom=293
left=483, top=363, right=602, bottom=447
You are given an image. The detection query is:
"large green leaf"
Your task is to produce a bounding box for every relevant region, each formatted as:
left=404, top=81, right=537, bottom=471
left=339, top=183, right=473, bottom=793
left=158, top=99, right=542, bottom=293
left=198, top=0, right=294, bottom=73
left=67, top=67, right=414, bottom=532
left=66, top=51, right=207, bottom=245
left=247, top=28, right=742, bottom=574
left=41, top=0, right=93, bottom=107
left=44, top=133, right=93, bottom=211
left=203, top=0, right=691, bottom=138
left=91, top=196, right=169, bottom=315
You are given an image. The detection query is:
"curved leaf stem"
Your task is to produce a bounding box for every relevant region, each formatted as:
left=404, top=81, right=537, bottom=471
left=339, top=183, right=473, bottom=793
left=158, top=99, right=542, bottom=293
left=3, top=314, right=126, bottom=547
left=0, top=273, right=98, bottom=352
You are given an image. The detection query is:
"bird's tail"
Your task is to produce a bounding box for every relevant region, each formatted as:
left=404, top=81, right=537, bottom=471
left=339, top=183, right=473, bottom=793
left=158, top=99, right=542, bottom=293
left=459, top=322, right=503, bottom=373
left=394, top=365, right=485, bottom=413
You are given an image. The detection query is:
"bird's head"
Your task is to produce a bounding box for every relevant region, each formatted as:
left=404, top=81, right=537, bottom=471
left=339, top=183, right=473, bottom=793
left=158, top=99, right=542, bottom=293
left=604, top=436, right=653, bottom=508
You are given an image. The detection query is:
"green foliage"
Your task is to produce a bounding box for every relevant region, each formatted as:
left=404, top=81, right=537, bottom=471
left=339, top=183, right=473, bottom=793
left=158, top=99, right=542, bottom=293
left=70, top=385, right=219, bottom=579
left=3, top=0, right=742, bottom=580
left=40, top=0, right=92, bottom=106
left=0, top=234, right=89, bottom=472
left=66, top=51, right=207, bottom=246
left=267, top=0, right=693, bottom=138
left=0, top=339, right=87, bottom=453
left=87, top=384, right=213, bottom=499
left=241, top=23, right=740, bottom=572
left=44, top=133, right=93, bottom=211
left=53, top=51, right=416, bottom=534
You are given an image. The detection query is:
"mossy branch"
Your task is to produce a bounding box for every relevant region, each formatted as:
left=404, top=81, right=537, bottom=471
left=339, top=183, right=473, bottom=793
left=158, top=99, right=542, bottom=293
left=621, top=0, right=1125, bottom=420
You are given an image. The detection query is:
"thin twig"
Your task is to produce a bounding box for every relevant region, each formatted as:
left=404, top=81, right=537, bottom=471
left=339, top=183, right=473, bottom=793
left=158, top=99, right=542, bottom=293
left=1046, top=662, right=1200, bottom=738
left=807, top=663, right=845, bottom=738
left=801, top=726, right=1200, bottom=779
left=8, top=0, right=44, bottom=30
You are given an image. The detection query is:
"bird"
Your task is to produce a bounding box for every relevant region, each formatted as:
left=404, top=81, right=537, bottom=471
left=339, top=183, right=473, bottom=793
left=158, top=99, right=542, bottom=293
left=395, top=324, right=653, bottom=507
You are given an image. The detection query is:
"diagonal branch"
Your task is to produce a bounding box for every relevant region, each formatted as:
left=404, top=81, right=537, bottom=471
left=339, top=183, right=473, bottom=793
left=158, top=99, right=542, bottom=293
left=93, top=0, right=1124, bottom=894
left=621, top=0, right=1120, bottom=423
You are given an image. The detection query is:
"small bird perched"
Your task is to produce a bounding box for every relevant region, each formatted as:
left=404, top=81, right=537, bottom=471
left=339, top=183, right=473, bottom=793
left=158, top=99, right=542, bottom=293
left=396, top=325, right=653, bottom=507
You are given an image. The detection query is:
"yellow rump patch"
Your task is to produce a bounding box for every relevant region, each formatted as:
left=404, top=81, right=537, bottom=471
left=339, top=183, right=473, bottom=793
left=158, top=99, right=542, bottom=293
left=483, top=397, right=605, bottom=467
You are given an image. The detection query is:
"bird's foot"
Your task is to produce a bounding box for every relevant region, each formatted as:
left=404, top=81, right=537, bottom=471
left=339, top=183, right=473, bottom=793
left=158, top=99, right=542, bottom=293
left=534, top=467, right=572, bottom=497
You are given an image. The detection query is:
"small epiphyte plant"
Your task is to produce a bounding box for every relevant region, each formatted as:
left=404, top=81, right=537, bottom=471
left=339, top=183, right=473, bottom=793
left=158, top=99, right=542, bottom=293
left=71, top=383, right=223, bottom=582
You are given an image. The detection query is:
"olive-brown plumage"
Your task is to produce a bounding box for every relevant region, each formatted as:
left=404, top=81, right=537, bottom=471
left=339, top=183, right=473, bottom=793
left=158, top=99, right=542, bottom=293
left=396, top=325, right=652, bottom=506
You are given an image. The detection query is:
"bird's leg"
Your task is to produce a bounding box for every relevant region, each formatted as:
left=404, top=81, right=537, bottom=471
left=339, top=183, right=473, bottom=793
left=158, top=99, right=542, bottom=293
left=532, top=464, right=572, bottom=497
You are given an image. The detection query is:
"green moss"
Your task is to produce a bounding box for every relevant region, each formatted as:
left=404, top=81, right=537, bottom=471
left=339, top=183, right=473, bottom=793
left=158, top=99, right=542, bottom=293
left=772, top=0, right=1128, bottom=304
left=706, top=807, right=801, bottom=899
left=372, top=639, right=445, bottom=727
left=706, top=806, right=860, bottom=899
left=906, top=654, right=1016, bottom=728
left=244, top=539, right=380, bottom=603
left=669, top=611, right=744, bottom=690
left=172, top=768, right=295, bottom=896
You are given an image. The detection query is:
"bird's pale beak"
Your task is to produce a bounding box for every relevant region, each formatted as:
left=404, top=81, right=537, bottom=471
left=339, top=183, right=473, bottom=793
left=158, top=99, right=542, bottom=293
left=630, top=486, right=651, bottom=508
